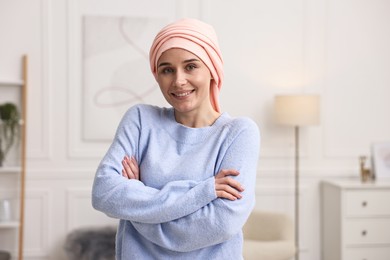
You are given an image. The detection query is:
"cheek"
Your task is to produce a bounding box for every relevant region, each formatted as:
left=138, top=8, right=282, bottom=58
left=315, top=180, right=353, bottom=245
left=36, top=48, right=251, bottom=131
left=158, top=84, right=169, bottom=96
left=157, top=82, right=173, bottom=100
left=195, top=69, right=212, bottom=85
left=157, top=77, right=170, bottom=90
left=193, top=75, right=212, bottom=90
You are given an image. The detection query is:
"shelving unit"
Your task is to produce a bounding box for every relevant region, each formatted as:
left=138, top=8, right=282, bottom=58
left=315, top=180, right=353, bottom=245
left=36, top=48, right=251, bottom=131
left=0, top=167, right=22, bottom=174
left=0, top=55, right=28, bottom=260
left=0, top=221, right=20, bottom=229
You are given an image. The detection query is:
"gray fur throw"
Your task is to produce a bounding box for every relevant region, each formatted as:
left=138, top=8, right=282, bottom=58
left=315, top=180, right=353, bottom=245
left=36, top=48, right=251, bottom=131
left=64, top=226, right=116, bottom=260
left=0, top=251, right=11, bottom=260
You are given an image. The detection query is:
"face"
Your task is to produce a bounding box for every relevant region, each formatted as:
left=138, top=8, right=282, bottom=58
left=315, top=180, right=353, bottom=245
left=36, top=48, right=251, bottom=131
left=156, top=48, right=214, bottom=115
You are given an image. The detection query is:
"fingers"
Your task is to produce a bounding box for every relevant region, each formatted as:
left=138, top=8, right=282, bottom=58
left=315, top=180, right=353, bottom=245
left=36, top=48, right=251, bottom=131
left=122, top=157, right=135, bottom=179
left=215, top=169, right=239, bottom=179
left=216, top=190, right=240, bottom=201
left=216, top=175, right=244, bottom=192
left=216, top=183, right=243, bottom=200
left=128, top=156, right=140, bottom=180
left=122, top=168, right=131, bottom=179
left=121, top=155, right=140, bottom=180
left=215, top=169, right=244, bottom=201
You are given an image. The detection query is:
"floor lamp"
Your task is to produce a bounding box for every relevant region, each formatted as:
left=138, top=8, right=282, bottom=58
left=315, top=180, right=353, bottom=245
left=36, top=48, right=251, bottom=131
left=274, top=95, right=320, bottom=260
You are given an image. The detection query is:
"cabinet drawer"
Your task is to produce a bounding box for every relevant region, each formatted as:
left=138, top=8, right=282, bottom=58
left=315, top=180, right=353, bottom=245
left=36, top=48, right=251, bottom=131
left=344, top=219, right=390, bottom=245
left=345, top=190, right=390, bottom=216
left=344, top=247, right=390, bottom=260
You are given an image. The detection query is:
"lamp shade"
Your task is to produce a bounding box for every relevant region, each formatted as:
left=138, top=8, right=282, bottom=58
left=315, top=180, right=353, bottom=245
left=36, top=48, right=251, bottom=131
left=274, top=95, right=320, bottom=126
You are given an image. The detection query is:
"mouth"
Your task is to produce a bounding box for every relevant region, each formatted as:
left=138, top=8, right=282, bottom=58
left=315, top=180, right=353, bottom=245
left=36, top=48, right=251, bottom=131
left=171, top=90, right=195, bottom=98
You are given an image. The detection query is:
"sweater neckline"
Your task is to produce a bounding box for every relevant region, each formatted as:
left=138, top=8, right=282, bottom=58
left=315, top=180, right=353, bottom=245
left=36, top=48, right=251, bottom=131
left=163, top=107, right=230, bottom=144
left=169, top=107, right=227, bottom=129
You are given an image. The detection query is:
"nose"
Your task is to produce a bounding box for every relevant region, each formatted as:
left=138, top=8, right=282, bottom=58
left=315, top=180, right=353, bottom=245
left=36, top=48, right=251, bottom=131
left=173, top=70, right=187, bottom=86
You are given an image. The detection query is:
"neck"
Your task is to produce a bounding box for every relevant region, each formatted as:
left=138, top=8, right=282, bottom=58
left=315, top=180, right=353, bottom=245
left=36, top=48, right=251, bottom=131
left=174, top=109, right=221, bottom=128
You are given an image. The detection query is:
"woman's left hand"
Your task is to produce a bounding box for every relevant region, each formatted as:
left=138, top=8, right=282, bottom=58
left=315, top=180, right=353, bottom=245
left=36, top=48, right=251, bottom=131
left=121, top=156, right=140, bottom=180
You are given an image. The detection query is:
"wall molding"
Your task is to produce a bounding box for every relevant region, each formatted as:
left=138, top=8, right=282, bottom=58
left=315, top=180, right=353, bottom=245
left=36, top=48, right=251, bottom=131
left=24, top=189, right=50, bottom=258
left=28, top=0, right=52, bottom=160
left=66, top=187, right=117, bottom=233
left=321, top=0, right=390, bottom=159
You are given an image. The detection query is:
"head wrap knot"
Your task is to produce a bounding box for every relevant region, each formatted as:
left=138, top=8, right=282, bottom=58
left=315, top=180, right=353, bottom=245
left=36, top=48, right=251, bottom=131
left=149, top=18, right=224, bottom=112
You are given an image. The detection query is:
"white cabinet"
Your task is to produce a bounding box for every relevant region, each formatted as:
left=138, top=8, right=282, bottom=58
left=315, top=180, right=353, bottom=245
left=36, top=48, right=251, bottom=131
left=321, top=180, right=390, bottom=260
left=0, top=55, right=28, bottom=260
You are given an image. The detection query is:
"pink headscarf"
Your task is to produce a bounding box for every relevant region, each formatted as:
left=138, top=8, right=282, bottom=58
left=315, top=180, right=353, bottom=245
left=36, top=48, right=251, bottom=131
left=149, top=18, right=224, bottom=113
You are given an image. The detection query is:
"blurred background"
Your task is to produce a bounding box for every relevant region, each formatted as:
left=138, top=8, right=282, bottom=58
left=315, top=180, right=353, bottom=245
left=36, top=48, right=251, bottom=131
left=0, top=0, right=389, bottom=259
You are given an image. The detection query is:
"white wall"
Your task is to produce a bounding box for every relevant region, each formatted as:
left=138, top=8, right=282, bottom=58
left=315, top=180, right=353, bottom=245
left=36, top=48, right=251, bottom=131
left=0, top=0, right=389, bottom=259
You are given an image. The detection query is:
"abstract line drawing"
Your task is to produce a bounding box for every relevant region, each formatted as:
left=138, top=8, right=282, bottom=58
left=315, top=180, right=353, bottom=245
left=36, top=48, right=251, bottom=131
left=82, top=16, right=168, bottom=140
left=91, top=17, right=156, bottom=107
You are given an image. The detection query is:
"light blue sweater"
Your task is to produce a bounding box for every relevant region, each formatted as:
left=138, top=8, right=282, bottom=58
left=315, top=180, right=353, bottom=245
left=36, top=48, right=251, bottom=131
left=92, top=104, right=260, bottom=260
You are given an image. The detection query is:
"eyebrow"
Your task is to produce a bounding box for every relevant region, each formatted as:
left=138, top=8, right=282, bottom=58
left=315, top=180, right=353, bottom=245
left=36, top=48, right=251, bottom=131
left=158, top=59, right=200, bottom=68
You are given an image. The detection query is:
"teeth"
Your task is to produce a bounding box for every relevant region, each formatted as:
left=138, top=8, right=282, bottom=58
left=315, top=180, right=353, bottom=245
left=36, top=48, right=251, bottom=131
left=175, top=91, right=192, bottom=97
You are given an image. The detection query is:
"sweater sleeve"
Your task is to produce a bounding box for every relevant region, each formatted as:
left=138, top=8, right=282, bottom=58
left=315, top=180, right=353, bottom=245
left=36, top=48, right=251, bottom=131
left=92, top=106, right=217, bottom=224
left=131, top=119, right=260, bottom=252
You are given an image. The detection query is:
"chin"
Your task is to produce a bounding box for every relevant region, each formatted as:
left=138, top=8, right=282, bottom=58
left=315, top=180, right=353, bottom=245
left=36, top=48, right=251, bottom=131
left=173, top=102, right=199, bottom=113
left=173, top=106, right=193, bottom=114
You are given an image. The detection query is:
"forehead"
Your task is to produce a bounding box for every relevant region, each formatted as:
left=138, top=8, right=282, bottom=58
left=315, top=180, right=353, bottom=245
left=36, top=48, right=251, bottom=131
left=158, top=48, right=200, bottom=64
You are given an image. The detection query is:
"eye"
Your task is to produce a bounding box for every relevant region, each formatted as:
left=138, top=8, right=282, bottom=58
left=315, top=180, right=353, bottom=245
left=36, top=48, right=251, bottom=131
left=159, top=67, right=174, bottom=74
left=186, top=63, right=197, bottom=71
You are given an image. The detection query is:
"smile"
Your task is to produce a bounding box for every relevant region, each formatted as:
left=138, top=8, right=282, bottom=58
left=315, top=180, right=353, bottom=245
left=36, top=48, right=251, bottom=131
left=172, top=90, right=194, bottom=97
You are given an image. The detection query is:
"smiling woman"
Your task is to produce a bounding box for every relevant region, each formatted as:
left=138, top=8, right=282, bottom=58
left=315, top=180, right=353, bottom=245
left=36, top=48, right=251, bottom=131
left=156, top=49, right=218, bottom=127
left=91, top=18, right=261, bottom=260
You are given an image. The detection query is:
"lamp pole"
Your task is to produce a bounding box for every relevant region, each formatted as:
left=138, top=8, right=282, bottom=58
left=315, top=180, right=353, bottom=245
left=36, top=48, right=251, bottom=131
left=294, top=126, right=300, bottom=260
left=274, top=94, right=320, bottom=260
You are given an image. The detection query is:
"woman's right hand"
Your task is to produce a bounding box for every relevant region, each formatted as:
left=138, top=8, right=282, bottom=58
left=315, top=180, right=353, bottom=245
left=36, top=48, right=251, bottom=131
left=121, top=155, right=140, bottom=180
left=215, top=169, right=244, bottom=201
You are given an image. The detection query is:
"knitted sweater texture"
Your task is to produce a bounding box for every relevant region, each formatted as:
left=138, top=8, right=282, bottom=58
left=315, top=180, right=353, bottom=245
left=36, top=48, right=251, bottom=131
left=92, top=104, right=260, bottom=260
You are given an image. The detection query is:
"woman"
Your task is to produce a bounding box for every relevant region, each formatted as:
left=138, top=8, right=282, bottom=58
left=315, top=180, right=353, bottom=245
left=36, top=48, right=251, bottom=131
left=92, top=18, right=260, bottom=259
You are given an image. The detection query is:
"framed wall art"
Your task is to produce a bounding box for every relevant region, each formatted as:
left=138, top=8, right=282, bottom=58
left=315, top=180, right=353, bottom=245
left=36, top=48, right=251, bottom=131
left=371, top=142, right=390, bottom=179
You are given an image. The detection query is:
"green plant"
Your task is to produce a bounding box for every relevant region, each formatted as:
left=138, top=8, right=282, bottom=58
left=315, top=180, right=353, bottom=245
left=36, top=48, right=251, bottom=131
left=0, top=102, right=20, bottom=167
